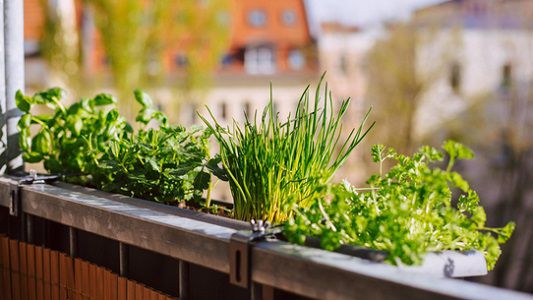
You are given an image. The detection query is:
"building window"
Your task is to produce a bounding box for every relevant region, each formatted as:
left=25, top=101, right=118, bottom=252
left=221, top=54, right=233, bottom=67
left=449, top=62, right=462, bottom=93
left=175, top=54, right=188, bottom=67
left=288, top=49, right=305, bottom=70
left=501, top=63, right=512, bottom=90
left=245, top=46, right=275, bottom=74
left=248, top=10, right=267, bottom=27
left=281, top=10, right=296, bottom=26
left=220, top=101, right=227, bottom=120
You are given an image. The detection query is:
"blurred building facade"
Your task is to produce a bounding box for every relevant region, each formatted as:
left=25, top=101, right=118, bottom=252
left=185, top=0, right=318, bottom=126
left=413, top=0, right=533, bottom=139
left=23, top=0, right=318, bottom=126
left=316, top=22, right=377, bottom=183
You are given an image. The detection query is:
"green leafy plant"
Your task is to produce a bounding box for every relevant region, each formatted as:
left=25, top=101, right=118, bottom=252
left=16, top=88, right=129, bottom=181
left=285, top=141, right=515, bottom=270
left=200, top=77, right=374, bottom=223
left=17, top=88, right=214, bottom=205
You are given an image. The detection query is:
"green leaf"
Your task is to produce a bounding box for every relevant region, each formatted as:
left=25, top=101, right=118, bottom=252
left=92, top=93, right=117, bottom=106
left=450, top=172, right=469, bottom=192
left=193, top=171, right=211, bottom=190
left=134, top=89, right=153, bottom=107
left=32, top=130, right=52, bottom=155
left=46, top=87, right=64, bottom=100
left=472, top=206, right=486, bottom=226
left=15, top=90, right=31, bottom=112
left=443, top=140, right=474, bottom=160
left=135, top=108, right=155, bottom=125
left=44, top=158, right=62, bottom=173
left=18, top=114, right=32, bottom=130
left=22, top=151, right=43, bottom=163
left=206, top=156, right=228, bottom=181
left=457, top=190, right=478, bottom=213
left=19, top=129, right=32, bottom=151
left=497, top=222, right=515, bottom=243
left=371, top=144, right=385, bottom=163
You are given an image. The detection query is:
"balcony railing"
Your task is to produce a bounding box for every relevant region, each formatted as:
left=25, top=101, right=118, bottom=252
left=0, top=177, right=531, bottom=300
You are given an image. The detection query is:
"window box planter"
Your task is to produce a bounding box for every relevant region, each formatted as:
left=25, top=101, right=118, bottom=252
left=2, top=176, right=527, bottom=300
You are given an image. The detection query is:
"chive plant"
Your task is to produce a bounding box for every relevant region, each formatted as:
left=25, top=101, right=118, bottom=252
left=200, top=77, right=374, bottom=223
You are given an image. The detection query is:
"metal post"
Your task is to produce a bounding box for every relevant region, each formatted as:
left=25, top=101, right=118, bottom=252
left=4, top=0, right=24, bottom=174
left=251, top=283, right=274, bottom=300
left=26, top=214, right=33, bottom=243
left=178, top=260, right=189, bottom=300
left=68, top=227, right=77, bottom=257
left=119, top=242, right=128, bottom=277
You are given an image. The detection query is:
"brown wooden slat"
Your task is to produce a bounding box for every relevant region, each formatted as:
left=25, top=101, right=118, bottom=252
left=57, top=253, right=75, bottom=300
left=74, top=258, right=83, bottom=300
left=35, top=246, right=44, bottom=300
left=126, top=280, right=135, bottom=300
left=134, top=283, right=143, bottom=300
left=9, top=239, right=21, bottom=300
left=109, top=271, right=118, bottom=300
left=117, top=277, right=126, bottom=300
left=103, top=269, right=110, bottom=300
left=50, top=250, right=60, bottom=300
left=81, top=260, right=90, bottom=300
left=59, top=254, right=66, bottom=300
left=149, top=289, right=159, bottom=300
left=65, top=255, right=75, bottom=300
left=0, top=236, right=12, bottom=300
left=96, top=266, right=104, bottom=300
left=26, top=244, right=37, bottom=300
left=43, top=248, right=52, bottom=300
left=89, top=263, right=97, bottom=300
left=143, top=287, right=150, bottom=299
left=59, top=253, right=68, bottom=300
left=18, top=243, right=28, bottom=300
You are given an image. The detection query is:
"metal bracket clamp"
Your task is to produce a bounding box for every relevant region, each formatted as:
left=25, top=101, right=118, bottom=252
left=9, top=181, right=20, bottom=216
left=8, top=170, right=60, bottom=216
left=229, top=220, right=281, bottom=288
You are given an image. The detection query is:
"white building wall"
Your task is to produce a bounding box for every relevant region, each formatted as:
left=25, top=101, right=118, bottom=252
left=415, top=28, right=533, bottom=138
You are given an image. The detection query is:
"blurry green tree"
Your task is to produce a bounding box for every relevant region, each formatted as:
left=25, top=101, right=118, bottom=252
left=39, top=0, right=231, bottom=117
left=364, top=23, right=456, bottom=154
left=40, top=0, right=80, bottom=91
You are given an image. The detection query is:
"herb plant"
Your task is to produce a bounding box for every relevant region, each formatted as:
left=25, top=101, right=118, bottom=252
left=284, top=141, right=515, bottom=270
left=16, top=88, right=129, bottom=182
left=17, top=88, right=215, bottom=205
left=200, top=77, right=374, bottom=223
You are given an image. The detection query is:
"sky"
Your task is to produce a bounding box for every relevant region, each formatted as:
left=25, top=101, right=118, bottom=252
left=306, top=0, right=446, bottom=30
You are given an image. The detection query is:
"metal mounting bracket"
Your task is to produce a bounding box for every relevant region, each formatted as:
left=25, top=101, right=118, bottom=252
left=8, top=171, right=60, bottom=216
left=229, top=220, right=281, bottom=288
left=8, top=182, right=20, bottom=216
